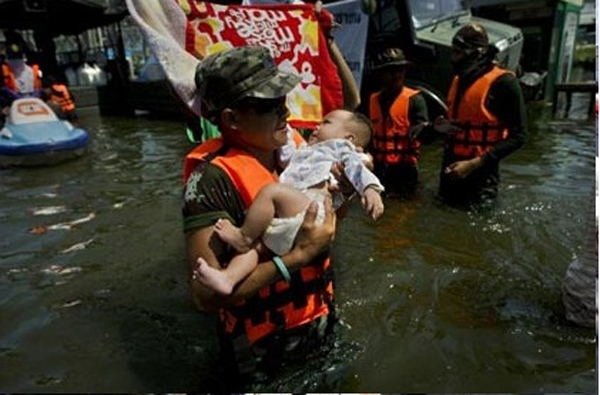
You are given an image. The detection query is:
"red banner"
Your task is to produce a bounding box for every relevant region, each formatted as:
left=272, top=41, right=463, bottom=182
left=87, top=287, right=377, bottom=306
left=178, top=0, right=343, bottom=129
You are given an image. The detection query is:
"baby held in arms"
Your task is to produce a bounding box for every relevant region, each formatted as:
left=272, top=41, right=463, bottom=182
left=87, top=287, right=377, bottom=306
left=194, top=109, right=385, bottom=295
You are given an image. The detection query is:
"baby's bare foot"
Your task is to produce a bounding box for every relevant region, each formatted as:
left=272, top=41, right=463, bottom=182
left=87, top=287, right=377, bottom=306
left=214, top=219, right=253, bottom=252
left=193, top=257, right=234, bottom=296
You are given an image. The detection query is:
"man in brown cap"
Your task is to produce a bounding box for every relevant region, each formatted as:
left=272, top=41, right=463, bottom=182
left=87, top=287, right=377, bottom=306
left=182, top=43, right=358, bottom=387
left=437, top=22, right=527, bottom=206
left=368, top=47, right=433, bottom=196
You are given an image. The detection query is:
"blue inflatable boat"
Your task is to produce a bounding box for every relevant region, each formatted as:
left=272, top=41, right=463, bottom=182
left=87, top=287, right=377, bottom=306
left=0, top=98, right=90, bottom=167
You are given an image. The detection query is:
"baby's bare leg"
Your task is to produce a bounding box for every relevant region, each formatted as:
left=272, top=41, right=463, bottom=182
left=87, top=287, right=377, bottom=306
left=193, top=250, right=259, bottom=295
left=214, top=219, right=253, bottom=253
left=215, top=182, right=311, bottom=251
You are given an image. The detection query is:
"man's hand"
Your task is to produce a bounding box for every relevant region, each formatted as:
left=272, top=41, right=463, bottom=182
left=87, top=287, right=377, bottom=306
left=432, top=116, right=462, bottom=135
left=315, top=0, right=339, bottom=39
left=362, top=151, right=375, bottom=171
left=444, top=157, right=482, bottom=179
left=291, top=196, right=337, bottom=266
left=330, top=161, right=354, bottom=196
left=408, top=121, right=428, bottom=141
left=362, top=187, right=384, bottom=220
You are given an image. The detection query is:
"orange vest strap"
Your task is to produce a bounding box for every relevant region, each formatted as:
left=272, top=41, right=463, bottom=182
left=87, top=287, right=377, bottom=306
left=182, top=137, right=224, bottom=183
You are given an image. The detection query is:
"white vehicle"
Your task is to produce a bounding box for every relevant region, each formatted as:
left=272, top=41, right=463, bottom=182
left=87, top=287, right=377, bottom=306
left=363, top=0, right=524, bottom=116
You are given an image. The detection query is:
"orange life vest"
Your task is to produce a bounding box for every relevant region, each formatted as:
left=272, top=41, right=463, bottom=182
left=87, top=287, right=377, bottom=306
left=446, top=66, right=510, bottom=159
left=369, top=87, right=421, bottom=166
left=1, top=63, right=42, bottom=93
left=183, top=133, right=334, bottom=345
left=49, top=83, right=76, bottom=112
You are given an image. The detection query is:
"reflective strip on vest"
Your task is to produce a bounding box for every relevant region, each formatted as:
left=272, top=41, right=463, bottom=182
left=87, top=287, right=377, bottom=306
left=369, top=87, right=421, bottom=166
left=447, top=66, right=510, bottom=159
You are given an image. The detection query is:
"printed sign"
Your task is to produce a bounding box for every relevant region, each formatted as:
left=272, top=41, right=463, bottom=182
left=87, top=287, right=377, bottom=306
left=179, top=0, right=343, bottom=129
left=325, top=0, right=369, bottom=89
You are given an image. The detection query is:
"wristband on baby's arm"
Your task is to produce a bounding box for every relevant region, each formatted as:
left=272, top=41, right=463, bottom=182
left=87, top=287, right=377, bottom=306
left=272, top=256, right=291, bottom=282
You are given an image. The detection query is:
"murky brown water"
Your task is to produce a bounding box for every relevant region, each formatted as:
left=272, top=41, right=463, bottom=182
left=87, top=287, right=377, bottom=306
left=0, top=104, right=596, bottom=392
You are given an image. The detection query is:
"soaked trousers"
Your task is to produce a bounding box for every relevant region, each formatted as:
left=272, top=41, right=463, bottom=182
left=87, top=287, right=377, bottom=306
left=374, top=162, right=419, bottom=196
left=439, top=167, right=499, bottom=207
left=216, top=312, right=337, bottom=389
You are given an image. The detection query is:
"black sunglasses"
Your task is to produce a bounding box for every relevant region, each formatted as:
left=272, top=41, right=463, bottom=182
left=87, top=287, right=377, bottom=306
left=233, top=96, right=287, bottom=115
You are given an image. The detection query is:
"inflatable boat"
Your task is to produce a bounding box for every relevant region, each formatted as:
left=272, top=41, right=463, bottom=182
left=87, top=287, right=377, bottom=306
left=0, top=98, right=90, bottom=167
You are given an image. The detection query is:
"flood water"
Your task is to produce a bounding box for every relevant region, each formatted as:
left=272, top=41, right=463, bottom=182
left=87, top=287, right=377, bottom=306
left=0, top=102, right=596, bottom=392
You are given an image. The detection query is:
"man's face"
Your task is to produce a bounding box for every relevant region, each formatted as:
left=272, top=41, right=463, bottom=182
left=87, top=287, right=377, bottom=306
left=450, top=41, right=481, bottom=75
left=228, top=96, right=291, bottom=151
left=380, top=65, right=406, bottom=94
left=451, top=44, right=467, bottom=65
left=309, top=109, right=353, bottom=145
left=6, top=57, right=24, bottom=68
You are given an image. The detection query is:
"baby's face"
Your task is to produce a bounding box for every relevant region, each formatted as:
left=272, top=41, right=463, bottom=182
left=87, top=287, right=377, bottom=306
left=308, top=109, right=354, bottom=145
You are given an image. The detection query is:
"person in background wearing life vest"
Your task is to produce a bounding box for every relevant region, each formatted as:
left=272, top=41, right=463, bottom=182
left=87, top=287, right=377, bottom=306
left=41, top=74, right=79, bottom=123
left=368, top=47, right=434, bottom=196
left=183, top=10, right=360, bottom=384
left=422, top=23, right=527, bottom=207
left=1, top=41, right=43, bottom=126
left=1, top=42, right=42, bottom=101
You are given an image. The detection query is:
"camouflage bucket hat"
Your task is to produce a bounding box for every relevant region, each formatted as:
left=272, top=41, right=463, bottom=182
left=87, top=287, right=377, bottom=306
left=195, top=46, right=301, bottom=113
left=373, top=47, right=411, bottom=70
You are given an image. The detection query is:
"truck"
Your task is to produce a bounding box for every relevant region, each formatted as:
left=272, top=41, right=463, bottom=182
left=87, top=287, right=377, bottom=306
left=359, top=0, right=524, bottom=117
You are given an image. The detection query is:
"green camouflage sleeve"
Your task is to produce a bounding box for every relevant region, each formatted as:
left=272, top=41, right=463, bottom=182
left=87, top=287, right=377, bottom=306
left=182, top=162, right=246, bottom=233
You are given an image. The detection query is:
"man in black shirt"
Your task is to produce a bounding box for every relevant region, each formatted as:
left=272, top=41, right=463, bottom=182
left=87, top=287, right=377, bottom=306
left=416, top=22, right=527, bottom=206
